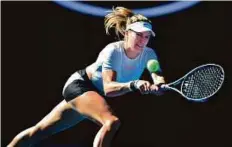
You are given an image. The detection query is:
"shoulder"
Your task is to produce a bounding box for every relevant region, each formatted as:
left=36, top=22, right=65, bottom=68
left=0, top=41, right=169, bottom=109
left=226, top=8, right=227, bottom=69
left=142, top=46, right=159, bottom=61
left=144, top=46, right=157, bottom=55
left=104, top=41, right=123, bottom=50
left=102, top=41, right=123, bottom=54
left=100, top=41, right=123, bottom=59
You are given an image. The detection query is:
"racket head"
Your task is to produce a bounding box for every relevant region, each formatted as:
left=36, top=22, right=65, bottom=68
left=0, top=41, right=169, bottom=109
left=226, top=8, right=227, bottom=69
left=180, top=64, right=225, bottom=102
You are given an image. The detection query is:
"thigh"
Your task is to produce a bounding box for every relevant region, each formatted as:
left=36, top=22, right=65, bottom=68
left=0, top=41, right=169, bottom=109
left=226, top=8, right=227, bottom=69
left=68, top=91, right=114, bottom=125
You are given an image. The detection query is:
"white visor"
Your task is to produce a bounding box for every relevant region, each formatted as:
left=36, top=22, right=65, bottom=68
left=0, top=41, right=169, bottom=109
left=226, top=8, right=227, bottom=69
left=126, top=21, right=155, bottom=37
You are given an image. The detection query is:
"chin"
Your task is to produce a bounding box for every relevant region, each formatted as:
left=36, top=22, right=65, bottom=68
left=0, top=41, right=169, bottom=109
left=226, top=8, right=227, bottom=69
left=134, top=47, right=143, bottom=53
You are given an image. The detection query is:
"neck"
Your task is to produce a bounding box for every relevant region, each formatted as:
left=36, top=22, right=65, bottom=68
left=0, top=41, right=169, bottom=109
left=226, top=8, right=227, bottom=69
left=123, top=42, right=140, bottom=59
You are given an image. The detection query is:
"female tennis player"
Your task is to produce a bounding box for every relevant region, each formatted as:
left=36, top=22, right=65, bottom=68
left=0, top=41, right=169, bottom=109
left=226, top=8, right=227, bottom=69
left=8, top=7, right=165, bottom=147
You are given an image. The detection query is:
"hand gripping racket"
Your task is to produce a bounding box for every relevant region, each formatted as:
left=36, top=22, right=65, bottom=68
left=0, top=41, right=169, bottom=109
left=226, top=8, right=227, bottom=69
left=160, top=64, right=225, bottom=102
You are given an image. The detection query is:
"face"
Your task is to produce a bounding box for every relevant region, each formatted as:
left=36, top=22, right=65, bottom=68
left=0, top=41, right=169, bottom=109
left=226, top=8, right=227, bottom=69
left=125, top=30, right=151, bottom=53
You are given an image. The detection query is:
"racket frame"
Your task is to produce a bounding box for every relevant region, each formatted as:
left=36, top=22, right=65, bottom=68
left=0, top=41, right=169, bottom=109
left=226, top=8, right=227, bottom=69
left=161, top=63, right=225, bottom=102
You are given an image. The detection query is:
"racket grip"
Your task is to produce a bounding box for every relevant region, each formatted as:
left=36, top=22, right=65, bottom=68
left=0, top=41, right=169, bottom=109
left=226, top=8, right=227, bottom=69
left=160, top=84, right=168, bottom=89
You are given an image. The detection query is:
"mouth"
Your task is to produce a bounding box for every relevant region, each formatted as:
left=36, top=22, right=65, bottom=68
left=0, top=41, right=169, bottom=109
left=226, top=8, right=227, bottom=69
left=136, top=44, right=144, bottom=48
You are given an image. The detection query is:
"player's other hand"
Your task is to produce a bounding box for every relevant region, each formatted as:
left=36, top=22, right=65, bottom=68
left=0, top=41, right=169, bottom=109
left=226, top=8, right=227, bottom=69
left=151, top=76, right=166, bottom=95
left=154, top=76, right=165, bottom=85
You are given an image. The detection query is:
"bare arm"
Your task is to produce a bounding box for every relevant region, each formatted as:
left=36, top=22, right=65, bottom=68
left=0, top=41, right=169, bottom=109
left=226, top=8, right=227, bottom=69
left=102, top=70, right=132, bottom=97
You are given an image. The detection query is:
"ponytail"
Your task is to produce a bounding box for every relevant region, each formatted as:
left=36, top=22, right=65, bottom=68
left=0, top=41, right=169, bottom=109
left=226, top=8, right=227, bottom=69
left=104, top=7, right=152, bottom=39
left=104, top=7, right=134, bottom=38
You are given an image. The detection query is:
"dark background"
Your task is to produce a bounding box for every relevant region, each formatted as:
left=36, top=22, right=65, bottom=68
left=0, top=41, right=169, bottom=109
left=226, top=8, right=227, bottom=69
left=2, top=1, right=232, bottom=147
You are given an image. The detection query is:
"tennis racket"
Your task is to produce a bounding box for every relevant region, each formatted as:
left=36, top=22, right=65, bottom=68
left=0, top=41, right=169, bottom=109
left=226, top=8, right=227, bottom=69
left=160, top=64, right=225, bottom=102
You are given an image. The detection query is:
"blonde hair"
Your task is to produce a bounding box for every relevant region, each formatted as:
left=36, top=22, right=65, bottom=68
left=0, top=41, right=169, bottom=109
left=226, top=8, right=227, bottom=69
left=104, top=6, right=152, bottom=39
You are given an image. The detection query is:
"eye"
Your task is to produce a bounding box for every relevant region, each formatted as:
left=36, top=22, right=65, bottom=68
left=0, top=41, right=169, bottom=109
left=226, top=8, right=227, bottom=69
left=145, top=35, right=150, bottom=39
left=129, top=30, right=145, bottom=38
left=136, top=32, right=143, bottom=37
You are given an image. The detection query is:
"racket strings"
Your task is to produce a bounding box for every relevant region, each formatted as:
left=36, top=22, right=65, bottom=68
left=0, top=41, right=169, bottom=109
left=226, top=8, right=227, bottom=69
left=182, top=66, right=224, bottom=99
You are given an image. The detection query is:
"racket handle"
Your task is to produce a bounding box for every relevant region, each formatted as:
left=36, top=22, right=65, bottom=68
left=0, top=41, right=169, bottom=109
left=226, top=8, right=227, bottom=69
left=160, top=84, right=169, bottom=90
left=156, top=83, right=165, bottom=88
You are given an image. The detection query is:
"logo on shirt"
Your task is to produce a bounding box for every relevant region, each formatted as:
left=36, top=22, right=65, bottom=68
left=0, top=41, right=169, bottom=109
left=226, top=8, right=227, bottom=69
left=124, top=65, right=136, bottom=70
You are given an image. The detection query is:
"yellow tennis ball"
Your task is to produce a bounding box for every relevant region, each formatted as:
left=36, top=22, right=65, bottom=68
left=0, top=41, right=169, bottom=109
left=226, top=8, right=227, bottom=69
left=147, top=59, right=159, bottom=72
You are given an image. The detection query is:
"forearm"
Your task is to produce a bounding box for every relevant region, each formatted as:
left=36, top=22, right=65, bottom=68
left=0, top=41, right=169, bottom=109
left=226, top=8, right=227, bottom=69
left=104, top=81, right=132, bottom=97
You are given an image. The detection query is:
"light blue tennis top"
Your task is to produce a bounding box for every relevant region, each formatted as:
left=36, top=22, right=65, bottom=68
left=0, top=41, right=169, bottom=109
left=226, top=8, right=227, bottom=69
left=86, top=41, right=161, bottom=93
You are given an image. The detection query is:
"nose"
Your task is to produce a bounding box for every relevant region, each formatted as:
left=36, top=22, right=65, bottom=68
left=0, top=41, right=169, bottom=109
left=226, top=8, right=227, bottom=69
left=139, top=36, right=148, bottom=45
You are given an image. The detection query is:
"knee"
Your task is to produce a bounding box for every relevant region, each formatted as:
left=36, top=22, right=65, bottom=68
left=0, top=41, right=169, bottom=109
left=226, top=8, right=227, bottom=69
left=24, top=124, right=47, bottom=141
left=24, top=125, right=46, bottom=144
left=104, top=116, right=121, bottom=131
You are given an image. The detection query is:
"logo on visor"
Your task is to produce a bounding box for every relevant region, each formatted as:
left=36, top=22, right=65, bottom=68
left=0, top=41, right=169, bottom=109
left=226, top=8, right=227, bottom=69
left=53, top=1, right=201, bottom=18
left=143, top=23, right=152, bottom=28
